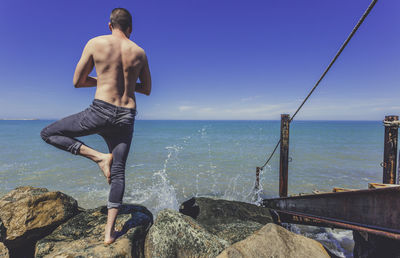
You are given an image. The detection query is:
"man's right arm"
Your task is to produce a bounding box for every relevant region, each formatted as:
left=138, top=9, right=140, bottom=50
left=135, top=54, right=151, bottom=96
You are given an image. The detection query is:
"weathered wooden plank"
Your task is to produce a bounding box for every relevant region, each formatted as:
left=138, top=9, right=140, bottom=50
left=312, top=190, right=328, bottom=194
left=332, top=187, right=359, bottom=192
left=368, top=183, right=399, bottom=189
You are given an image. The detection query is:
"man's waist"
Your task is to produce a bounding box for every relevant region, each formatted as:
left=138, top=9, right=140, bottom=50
left=92, top=99, right=137, bottom=115
left=93, top=98, right=136, bottom=110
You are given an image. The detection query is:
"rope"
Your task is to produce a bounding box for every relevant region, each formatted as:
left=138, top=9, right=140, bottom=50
left=259, top=0, right=378, bottom=170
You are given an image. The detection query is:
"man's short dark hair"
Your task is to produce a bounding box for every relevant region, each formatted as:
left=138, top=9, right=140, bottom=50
left=110, top=8, right=132, bottom=31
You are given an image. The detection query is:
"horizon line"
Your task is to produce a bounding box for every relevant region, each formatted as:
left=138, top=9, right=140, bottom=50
left=0, top=118, right=386, bottom=122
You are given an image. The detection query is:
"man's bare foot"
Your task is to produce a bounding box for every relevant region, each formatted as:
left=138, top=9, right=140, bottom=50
left=104, top=228, right=117, bottom=245
left=97, top=153, right=113, bottom=184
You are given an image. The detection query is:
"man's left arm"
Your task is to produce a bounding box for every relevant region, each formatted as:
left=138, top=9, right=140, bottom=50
left=73, top=39, right=97, bottom=88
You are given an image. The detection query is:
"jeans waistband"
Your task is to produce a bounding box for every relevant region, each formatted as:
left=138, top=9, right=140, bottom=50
left=92, top=99, right=137, bottom=114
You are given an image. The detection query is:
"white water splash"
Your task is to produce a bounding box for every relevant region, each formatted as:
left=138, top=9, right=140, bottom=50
left=239, top=165, right=271, bottom=205
left=125, top=145, right=180, bottom=214
left=283, top=224, right=354, bottom=257
left=129, top=163, right=144, bottom=168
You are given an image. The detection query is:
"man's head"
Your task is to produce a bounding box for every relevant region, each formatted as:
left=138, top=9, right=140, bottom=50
left=109, top=8, right=132, bottom=36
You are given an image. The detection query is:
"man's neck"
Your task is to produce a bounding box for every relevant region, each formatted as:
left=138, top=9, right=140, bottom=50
left=111, top=29, right=129, bottom=39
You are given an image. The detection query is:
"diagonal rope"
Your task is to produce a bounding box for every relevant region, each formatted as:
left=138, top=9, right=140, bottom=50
left=259, top=0, right=378, bottom=170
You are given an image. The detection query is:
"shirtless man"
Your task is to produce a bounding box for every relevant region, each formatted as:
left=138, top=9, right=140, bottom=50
left=40, top=8, right=151, bottom=244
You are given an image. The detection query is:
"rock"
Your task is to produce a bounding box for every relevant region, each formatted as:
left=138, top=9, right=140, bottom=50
left=179, top=197, right=273, bottom=225
left=144, top=209, right=229, bottom=257
left=217, top=223, right=330, bottom=258
left=205, top=219, right=267, bottom=245
left=0, top=186, right=79, bottom=256
left=179, top=197, right=273, bottom=243
left=35, top=204, right=153, bottom=258
left=0, top=242, right=9, bottom=258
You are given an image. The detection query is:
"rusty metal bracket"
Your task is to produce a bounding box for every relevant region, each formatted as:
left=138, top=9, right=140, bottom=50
left=263, top=186, right=400, bottom=239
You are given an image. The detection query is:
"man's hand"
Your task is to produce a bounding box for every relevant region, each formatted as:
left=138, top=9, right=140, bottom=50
left=73, top=40, right=97, bottom=88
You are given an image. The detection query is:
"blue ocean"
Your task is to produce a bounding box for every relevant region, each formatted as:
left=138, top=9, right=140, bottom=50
left=0, top=119, right=386, bottom=257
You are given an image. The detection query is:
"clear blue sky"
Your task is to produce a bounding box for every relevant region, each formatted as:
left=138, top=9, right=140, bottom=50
left=0, top=0, right=398, bottom=120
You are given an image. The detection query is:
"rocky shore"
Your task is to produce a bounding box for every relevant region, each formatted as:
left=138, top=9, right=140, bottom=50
left=0, top=186, right=331, bottom=257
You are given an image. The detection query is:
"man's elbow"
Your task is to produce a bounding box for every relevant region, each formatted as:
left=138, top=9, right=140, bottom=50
left=73, top=77, right=83, bottom=88
left=143, top=82, right=151, bottom=96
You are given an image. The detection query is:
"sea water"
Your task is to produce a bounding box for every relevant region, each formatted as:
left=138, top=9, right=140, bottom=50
left=0, top=120, right=386, bottom=257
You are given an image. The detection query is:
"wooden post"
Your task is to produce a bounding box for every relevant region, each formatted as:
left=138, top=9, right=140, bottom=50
left=383, top=115, right=398, bottom=184
left=279, top=114, right=290, bottom=197
left=398, top=152, right=400, bottom=185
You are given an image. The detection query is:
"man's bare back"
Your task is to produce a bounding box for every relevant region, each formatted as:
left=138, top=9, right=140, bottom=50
left=73, top=30, right=151, bottom=109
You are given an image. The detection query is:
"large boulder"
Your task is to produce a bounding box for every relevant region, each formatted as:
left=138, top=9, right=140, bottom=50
left=179, top=197, right=273, bottom=243
left=217, top=223, right=330, bottom=258
left=0, top=186, right=79, bottom=256
left=144, top=209, right=229, bottom=257
left=35, top=204, right=153, bottom=258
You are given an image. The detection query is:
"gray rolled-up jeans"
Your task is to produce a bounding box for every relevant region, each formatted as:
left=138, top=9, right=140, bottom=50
left=40, top=99, right=136, bottom=209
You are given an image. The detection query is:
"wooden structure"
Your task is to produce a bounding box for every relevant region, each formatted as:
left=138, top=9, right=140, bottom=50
left=279, top=114, right=290, bottom=197
left=383, top=115, right=398, bottom=184
left=263, top=114, right=400, bottom=240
